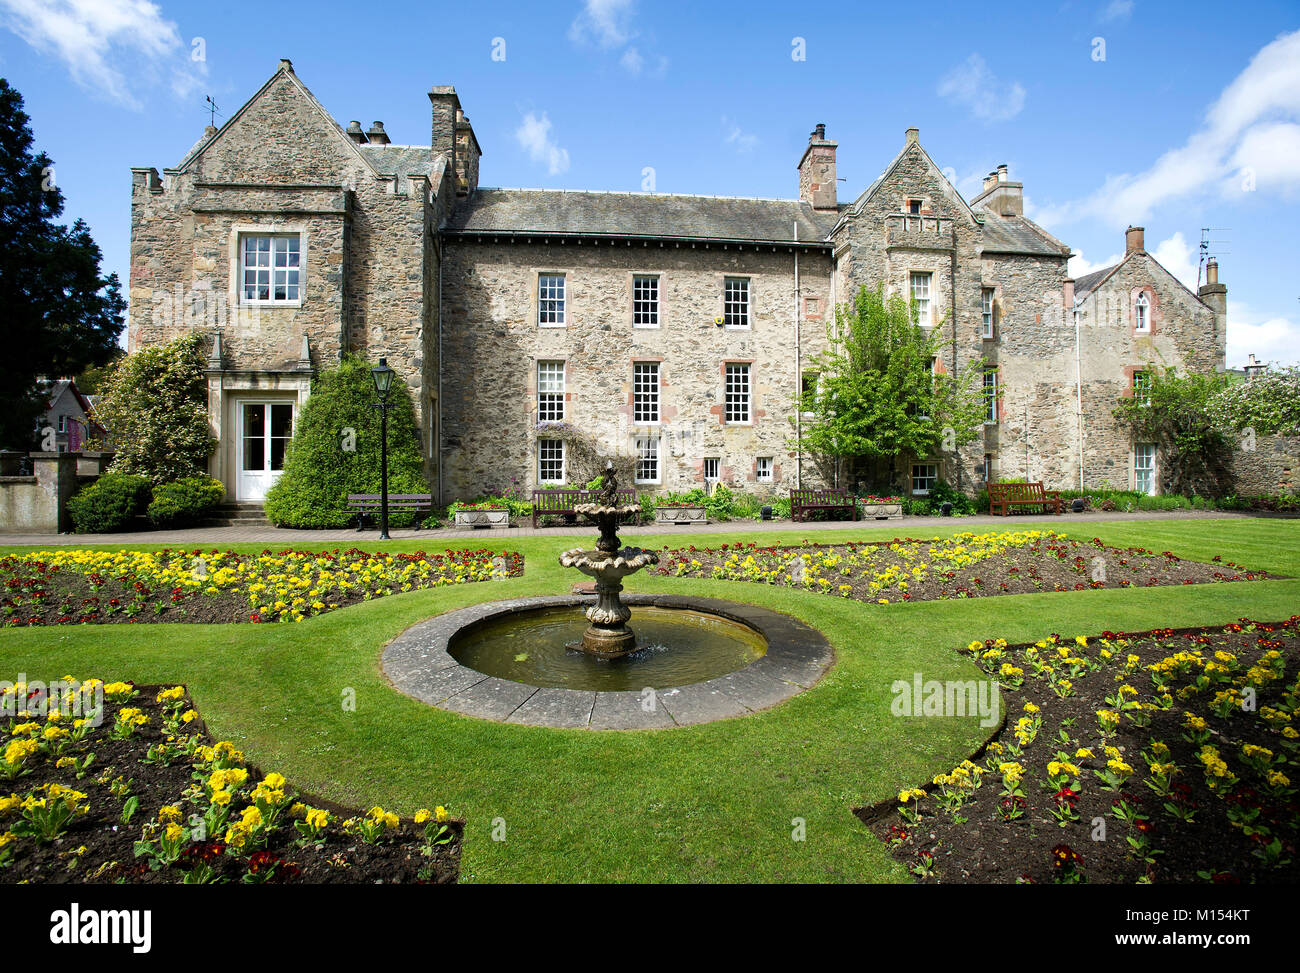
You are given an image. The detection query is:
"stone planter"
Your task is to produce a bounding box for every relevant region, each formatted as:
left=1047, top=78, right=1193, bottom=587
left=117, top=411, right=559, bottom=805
left=858, top=502, right=902, bottom=521
left=655, top=505, right=708, bottom=525
left=454, top=508, right=510, bottom=529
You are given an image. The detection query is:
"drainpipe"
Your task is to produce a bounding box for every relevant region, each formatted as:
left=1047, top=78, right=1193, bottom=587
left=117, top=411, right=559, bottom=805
left=437, top=232, right=444, bottom=506
left=1074, top=298, right=1084, bottom=492
left=794, top=221, right=802, bottom=489
left=950, top=233, right=959, bottom=492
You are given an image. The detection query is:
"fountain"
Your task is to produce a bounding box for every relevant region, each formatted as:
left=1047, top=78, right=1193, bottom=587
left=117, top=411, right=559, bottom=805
left=558, top=462, right=659, bottom=658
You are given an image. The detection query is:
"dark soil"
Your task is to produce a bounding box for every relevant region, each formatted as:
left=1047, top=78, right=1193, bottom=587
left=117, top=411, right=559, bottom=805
left=1, top=685, right=461, bottom=884
left=656, top=532, right=1269, bottom=604
left=864, top=618, right=1300, bottom=884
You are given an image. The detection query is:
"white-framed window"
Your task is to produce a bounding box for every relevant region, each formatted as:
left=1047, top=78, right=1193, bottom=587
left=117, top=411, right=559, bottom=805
left=1133, top=369, right=1152, bottom=406
left=756, top=457, right=773, bottom=482
left=703, top=457, right=720, bottom=482
left=983, top=368, right=998, bottom=423
left=538, top=438, right=565, bottom=484
left=538, top=273, right=566, bottom=327
left=910, top=271, right=932, bottom=327
left=633, top=362, right=660, bottom=424
left=1135, top=443, right=1156, bottom=495
left=633, top=275, right=659, bottom=328
left=1135, top=292, right=1150, bottom=333
left=912, top=463, right=938, bottom=496
left=57, top=415, right=67, bottom=433
left=635, top=436, right=660, bottom=483
left=724, top=363, right=751, bottom=423
left=537, top=361, right=565, bottom=422
left=241, top=234, right=300, bottom=303
left=724, top=277, right=750, bottom=328
left=981, top=288, right=995, bottom=339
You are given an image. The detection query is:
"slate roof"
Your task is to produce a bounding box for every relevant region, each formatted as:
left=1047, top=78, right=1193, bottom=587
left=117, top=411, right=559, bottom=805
left=979, top=214, right=1071, bottom=257
left=446, top=189, right=839, bottom=244
left=1073, top=264, right=1119, bottom=297
left=358, top=145, right=447, bottom=181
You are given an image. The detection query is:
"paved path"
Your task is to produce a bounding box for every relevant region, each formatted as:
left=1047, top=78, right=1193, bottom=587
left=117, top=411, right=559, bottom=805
left=0, top=508, right=1270, bottom=548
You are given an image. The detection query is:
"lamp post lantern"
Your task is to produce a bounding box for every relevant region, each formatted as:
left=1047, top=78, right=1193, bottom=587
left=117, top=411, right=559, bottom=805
left=370, top=358, right=394, bottom=540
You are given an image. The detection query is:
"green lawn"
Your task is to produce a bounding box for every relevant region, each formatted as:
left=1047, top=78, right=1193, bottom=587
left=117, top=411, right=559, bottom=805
left=1, top=517, right=1296, bottom=882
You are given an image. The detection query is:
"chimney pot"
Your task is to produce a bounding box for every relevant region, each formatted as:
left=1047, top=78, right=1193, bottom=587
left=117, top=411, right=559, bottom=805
left=814, top=122, right=826, bottom=140
left=345, top=120, right=368, bottom=144
left=1206, top=257, right=1219, bottom=284
left=997, top=164, right=1008, bottom=182
left=1125, top=225, right=1145, bottom=254
left=366, top=121, right=390, bottom=145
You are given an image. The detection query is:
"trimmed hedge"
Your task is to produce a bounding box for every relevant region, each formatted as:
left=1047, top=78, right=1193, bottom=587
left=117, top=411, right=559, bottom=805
left=66, top=473, right=152, bottom=533
left=146, top=476, right=225, bottom=527
left=264, top=356, right=431, bottom=529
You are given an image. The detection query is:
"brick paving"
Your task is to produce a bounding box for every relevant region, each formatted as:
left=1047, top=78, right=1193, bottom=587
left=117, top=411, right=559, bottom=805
left=0, top=508, right=1262, bottom=548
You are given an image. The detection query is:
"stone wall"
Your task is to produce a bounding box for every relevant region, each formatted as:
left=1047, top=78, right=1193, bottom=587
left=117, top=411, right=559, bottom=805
left=1232, top=434, right=1300, bottom=496
left=439, top=239, right=832, bottom=500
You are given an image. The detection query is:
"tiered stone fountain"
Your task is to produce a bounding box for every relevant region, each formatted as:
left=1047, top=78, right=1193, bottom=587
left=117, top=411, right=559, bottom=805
left=558, top=462, right=659, bottom=658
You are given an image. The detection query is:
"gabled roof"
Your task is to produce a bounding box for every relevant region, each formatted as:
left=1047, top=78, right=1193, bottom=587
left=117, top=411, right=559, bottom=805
left=172, top=61, right=380, bottom=180
left=835, top=134, right=979, bottom=233
left=446, top=189, right=838, bottom=245
left=1072, top=250, right=1212, bottom=309
left=980, top=214, right=1070, bottom=257
left=358, top=145, right=447, bottom=182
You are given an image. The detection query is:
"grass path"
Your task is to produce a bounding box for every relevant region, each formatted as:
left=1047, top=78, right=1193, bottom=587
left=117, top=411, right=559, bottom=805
left=1, top=518, right=1296, bottom=881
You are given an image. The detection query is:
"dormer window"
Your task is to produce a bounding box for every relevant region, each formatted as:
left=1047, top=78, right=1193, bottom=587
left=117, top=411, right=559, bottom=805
left=1135, top=292, right=1150, bottom=333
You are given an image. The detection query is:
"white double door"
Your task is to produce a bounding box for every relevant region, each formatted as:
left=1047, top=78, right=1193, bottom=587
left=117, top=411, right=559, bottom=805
left=237, top=401, right=294, bottom=501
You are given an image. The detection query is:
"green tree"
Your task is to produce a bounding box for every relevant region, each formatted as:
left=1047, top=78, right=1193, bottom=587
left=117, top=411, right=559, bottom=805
left=264, top=355, right=430, bottom=528
left=1112, top=367, right=1234, bottom=496
left=792, top=283, right=988, bottom=491
left=1206, top=366, right=1300, bottom=437
left=95, top=333, right=215, bottom=483
left=0, top=78, right=125, bottom=449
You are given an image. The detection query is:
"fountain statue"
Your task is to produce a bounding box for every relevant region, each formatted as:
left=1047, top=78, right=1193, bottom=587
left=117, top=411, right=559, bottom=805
left=559, top=461, right=659, bottom=658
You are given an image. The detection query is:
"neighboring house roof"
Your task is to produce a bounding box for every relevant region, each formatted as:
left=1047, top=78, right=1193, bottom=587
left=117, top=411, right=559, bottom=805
left=445, top=188, right=838, bottom=245
left=979, top=214, right=1070, bottom=257
left=1073, top=264, right=1118, bottom=299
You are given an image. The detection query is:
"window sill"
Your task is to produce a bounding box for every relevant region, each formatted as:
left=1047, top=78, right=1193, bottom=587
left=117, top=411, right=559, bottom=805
left=241, top=300, right=304, bottom=309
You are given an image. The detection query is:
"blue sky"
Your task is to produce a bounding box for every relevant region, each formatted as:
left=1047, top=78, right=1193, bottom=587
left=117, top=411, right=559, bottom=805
left=2, top=0, right=1297, bottom=366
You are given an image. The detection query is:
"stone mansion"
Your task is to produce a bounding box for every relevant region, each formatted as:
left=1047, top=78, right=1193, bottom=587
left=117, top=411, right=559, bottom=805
left=127, top=60, right=1228, bottom=504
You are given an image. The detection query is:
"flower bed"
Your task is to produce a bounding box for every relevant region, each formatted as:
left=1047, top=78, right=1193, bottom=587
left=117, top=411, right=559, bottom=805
left=656, top=531, right=1267, bottom=604
left=868, top=618, right=1300, bottom=883
left=0, top=547, right=524, bottom=626
left=0, top=679, right=460, bottom=883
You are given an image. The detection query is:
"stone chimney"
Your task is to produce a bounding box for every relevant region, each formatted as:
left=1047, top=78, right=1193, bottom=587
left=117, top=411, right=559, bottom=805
left=429, top=85, right=461, bottom=199
left=797, top=123, right=838, bottom=211
left=1198, top=256, right=1228, bottom=369
left=366, top=122, right=390, bottom=145
left=345, top=121, right=368, bottom=145
left=1125, top=225, right=1145, bottom=254
left=455, top=109, right=482, bottom=197
left=905, top=126, right=919, bottom=145
left=971, top=163, right=1023, bottom=217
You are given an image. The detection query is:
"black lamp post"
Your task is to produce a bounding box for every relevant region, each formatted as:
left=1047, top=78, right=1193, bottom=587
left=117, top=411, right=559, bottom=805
left=371, top=358, right=394, bottom=540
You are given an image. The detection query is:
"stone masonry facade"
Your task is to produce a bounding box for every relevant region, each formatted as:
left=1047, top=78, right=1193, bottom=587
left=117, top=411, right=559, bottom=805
left=128, top=62, right=1231, bottom=504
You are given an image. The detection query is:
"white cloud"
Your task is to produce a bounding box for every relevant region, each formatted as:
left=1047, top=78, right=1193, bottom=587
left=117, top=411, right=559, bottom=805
left=0, top=0, right=203, bottom=110
left=569, top=0, right=634, bottom=49
left=1033, top=29, right=1300, bottom=228
left=936, top=54, right=1026, bottom=123
left=515, top=111, right=570, bottom=175
left=619, top=46, right=643, bottom=75
left=722, top=116, right=758, bottom=154
left=1226, top=300, right=1300, bottom=368
left=1150, top=232, right=1199, bottom=291
left=1068, top=248, right=1123, bottom=281
left=1099, top=0, right=1133, bottom=22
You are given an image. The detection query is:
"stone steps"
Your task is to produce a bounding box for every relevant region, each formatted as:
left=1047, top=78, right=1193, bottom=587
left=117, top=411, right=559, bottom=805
left=202, top=502, right=270, bottom=527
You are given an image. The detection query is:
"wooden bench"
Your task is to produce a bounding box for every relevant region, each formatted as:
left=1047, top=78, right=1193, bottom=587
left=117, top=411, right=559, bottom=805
left=790, top=487, right=858, bottom=523
left=987, top=481, right=1063, bottom=516
left=531, top=489, right=638, bottom=528
left=346, top=493, right=435, bottom=531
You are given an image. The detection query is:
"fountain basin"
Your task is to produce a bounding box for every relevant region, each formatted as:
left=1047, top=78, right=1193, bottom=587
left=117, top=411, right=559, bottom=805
left=381, top=595, right=835, bottom=729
